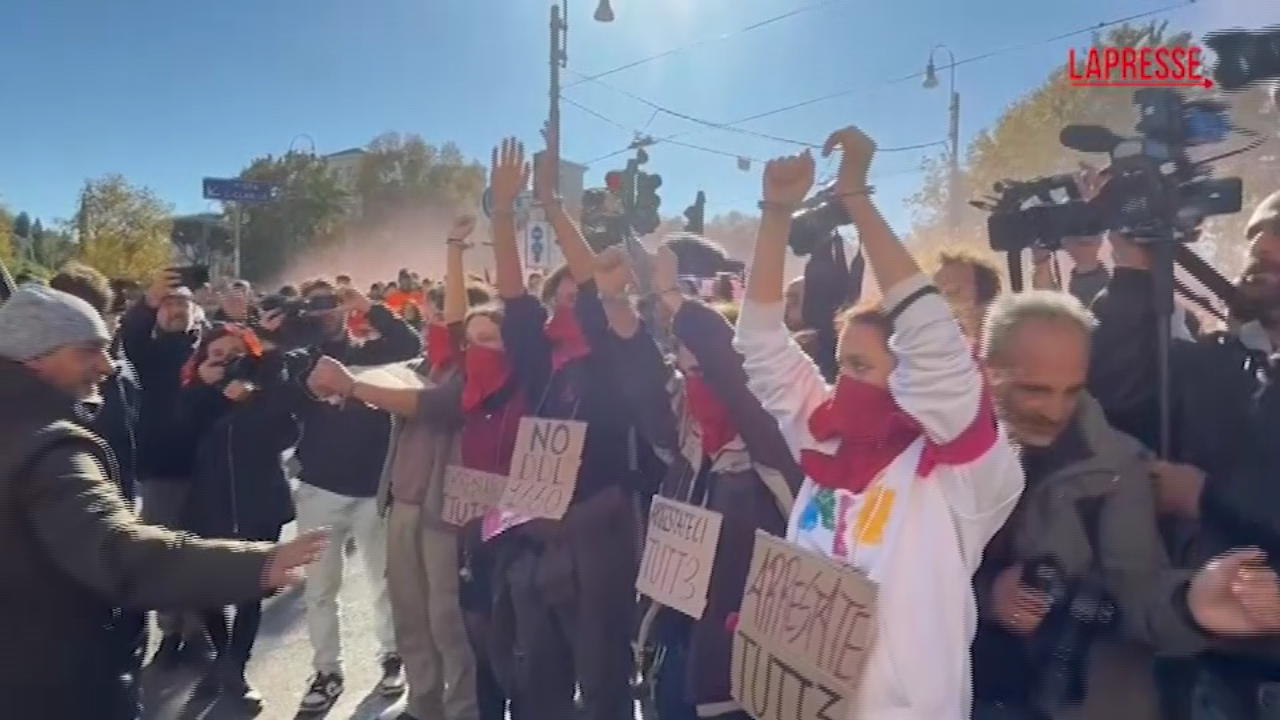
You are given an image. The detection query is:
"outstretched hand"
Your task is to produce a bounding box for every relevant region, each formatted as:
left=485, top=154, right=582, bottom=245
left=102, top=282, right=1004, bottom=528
left=261, top=528, right=330, bottom=589
left=1189, top=548, right=1280, bottom=636
left=761, top=150, right=816, bottom=206
left=490, top=138, right=530, bottom=210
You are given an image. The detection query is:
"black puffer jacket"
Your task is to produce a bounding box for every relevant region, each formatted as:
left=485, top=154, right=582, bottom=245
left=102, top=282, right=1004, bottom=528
left=176, top=350, right=305, bottom=539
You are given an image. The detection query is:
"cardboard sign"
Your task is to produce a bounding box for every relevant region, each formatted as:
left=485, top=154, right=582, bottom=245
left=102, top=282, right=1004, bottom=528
left=636, top=496, right=723, bottom=619
left=497, top=417, right=587, bottom=520
left=730, top=531, right=877, bottom=720
left=441, top=466, right=507, bottom=526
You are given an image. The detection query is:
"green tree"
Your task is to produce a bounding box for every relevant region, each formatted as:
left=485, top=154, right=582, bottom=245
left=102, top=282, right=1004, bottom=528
left=74, top=175, right=174, bottom=280
left=353, top=133, right=485, bottom=227
left=0, top=202, right=14, bottom=266
left=903, top=22, right=1264, bottom=264
left=234, top=151, right=350, bottom=282
left=32, top=226, right=76, bottom=270
left=12, top=212, right=30, bottom=240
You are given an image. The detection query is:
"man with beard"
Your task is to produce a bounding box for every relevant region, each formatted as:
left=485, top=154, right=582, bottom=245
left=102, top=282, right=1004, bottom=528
left=290, top=278, right=422, bottom=714
left=118, top=267, right=207, bottom=666
left=1086, top=190, right=1280, bottom=718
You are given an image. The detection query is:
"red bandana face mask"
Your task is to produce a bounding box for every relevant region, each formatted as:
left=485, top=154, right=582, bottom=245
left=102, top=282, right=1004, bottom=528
left=425, top=323, right=455, bottom=369
left=462, top=345, right=511, bottom=412
left=545, top=305, right=590, bottom=371
left=685, top=373, right=739, bottom=456
left=799, top=375, right=922, bottom=494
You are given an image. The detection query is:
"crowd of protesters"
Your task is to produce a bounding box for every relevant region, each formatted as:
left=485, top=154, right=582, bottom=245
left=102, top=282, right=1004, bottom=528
left=5, top=121, right=1280, bottom=720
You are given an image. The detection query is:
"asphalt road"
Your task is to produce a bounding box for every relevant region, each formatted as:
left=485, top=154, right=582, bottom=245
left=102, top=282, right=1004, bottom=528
left=141, top=526, right=402, bottom=720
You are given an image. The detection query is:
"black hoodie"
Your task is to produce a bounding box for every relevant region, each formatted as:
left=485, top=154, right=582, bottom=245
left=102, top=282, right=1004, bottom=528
left=294, top=304, right=422, bottom=498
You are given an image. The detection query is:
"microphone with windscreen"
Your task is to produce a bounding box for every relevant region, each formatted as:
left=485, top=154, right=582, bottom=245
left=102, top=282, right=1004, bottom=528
left=1059, top=125, right=1121, bottom=155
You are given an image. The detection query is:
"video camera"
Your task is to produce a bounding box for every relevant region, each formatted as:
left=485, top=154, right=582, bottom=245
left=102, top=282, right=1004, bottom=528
left=974, top=88, right=1243, bottom=254
left=257, top=293, right=339, bottom=349
left=787, top=181, right=859, bottom=257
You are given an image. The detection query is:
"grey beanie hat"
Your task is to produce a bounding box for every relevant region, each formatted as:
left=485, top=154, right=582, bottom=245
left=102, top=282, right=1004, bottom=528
left=0, top=284, right=111, bottom=361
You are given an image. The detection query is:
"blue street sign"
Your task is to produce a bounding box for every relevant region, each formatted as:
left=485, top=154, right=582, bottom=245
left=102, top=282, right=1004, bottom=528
left=202, top=177, right=276, bottom=203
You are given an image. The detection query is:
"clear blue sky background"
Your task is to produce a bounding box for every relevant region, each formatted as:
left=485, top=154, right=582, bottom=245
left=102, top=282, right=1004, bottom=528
left=0, top=0, right=1263, bottom=236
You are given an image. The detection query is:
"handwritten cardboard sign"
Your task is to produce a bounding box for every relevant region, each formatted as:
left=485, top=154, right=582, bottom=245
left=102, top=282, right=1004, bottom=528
left=730, top=531, right=877, bottom=720
left=441, top=465, right=507, bottom=526
left=497, top=417, right=586, bottom=521
left=636, top=496, right=723, bottom=619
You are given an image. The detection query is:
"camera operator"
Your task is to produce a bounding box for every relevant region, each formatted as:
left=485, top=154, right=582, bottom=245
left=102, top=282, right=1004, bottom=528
left=116, top=267, right=207, bottom=665
left=287, top=277, right=422, bottom=714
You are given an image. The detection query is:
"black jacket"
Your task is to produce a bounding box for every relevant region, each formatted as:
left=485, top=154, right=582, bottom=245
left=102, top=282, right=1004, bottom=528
left=1088, top=267, right=1258, bottom=481
left=177, top=351, right=304, bottom=539
left=85, top=358, right=142, bottom=500
left=118, top=302, right=201, bottom=480
left=295, top=304, right=422, bottom=498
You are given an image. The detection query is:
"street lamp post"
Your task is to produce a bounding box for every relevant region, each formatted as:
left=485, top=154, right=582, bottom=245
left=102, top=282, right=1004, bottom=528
left=548, top=0, right=614, bottom=189
left=924, top=45, right=961, bottom=238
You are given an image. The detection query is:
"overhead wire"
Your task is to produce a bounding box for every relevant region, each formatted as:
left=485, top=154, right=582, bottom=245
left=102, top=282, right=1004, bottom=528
left=563, top=0, right=846, bottom=90
left=561, top=95, right=927, bottom=184
left=572, top=0, right=1207, bottom=166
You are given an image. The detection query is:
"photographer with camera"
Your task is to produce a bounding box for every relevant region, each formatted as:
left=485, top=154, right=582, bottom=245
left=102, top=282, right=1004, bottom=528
left=171, top=322, right=312, bottom=712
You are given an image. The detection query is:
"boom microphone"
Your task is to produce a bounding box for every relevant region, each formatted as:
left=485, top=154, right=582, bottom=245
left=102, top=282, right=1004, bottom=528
left=1059, top=125, right=1121, bottom=154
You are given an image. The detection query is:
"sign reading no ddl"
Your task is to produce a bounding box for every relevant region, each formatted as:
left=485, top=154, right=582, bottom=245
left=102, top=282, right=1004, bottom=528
left=495, top=417, right=587, bottom=521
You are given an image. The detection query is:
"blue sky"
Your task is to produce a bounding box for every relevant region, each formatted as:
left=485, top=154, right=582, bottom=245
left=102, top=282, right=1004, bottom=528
left=0, top=0, right=1265, bottom=236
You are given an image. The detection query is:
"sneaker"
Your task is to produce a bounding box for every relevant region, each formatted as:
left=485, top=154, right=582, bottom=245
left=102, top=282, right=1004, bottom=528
left=378, top=655, right=406, bottom=696
left=298, top=672, right=344, bottom=714
left=217, top=660, right=264, bottom=712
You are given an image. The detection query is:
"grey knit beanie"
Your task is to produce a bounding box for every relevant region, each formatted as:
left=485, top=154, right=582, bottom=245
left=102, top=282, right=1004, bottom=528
left=0, top=284, right=111, bottom=361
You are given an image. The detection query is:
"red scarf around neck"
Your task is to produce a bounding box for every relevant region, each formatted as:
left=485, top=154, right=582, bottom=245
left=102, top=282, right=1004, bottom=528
left=685, top=373, right=739, bottom=456
left=462, top=346, right=511, bottom=412
left=799, top=376, right=922, bottom=494
left=545, top=305, right=590, bottom=371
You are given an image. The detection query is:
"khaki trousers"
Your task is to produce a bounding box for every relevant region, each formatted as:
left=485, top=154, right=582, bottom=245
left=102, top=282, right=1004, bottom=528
left=387, top=501, right=479, bottom=720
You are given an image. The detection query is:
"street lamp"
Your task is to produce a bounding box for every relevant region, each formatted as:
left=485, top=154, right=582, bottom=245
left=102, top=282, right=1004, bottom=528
left=594, top=0, right=615, bottom=23
left=924, top=45, right=961, bottom=238
left=289, top=134, right=316, bottom=155
left=548, top=0, right=613, bottom=189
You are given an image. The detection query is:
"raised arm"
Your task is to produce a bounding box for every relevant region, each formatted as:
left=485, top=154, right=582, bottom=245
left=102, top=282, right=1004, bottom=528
left=734, top=152, right=830, bottom=449
left=489, top=138, right=530, bottom=301
left=829, top=127, right=983, bottom=443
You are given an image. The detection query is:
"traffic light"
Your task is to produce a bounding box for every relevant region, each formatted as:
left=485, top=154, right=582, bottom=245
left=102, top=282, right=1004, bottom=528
left=683, top=190, right=706, bottom=234
left=632, top=172, right=662, bottom=236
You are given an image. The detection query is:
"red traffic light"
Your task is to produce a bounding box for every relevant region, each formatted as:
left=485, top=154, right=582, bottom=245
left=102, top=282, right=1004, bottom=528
left=604, top=171, right=624, bottom=192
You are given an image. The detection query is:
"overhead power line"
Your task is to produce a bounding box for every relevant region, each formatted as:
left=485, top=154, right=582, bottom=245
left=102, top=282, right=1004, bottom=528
left=564, top=0, right=845, bottom=90
left=560, top=95, right=928, bottom=185
left=573, top=0, right=1207, bottom=166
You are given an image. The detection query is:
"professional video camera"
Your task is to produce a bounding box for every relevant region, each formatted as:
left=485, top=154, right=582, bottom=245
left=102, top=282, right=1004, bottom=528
left=974, top=88, right=1244, bottom=255
left=787, top=181, right=858, bottom=256
left=258, top=293, right=339, bottom=348
left=215, top=346, right=321, bottom=393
